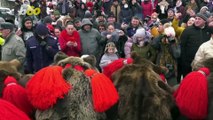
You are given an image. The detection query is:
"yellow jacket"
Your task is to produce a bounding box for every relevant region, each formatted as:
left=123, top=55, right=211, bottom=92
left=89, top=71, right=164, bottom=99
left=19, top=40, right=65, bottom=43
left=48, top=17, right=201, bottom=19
left=172, top=17, right=185, bottom=39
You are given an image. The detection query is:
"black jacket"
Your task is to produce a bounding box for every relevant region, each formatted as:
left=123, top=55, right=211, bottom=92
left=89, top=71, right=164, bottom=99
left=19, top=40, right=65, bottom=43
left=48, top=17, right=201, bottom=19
left=180, top=25, right=211, bottom=67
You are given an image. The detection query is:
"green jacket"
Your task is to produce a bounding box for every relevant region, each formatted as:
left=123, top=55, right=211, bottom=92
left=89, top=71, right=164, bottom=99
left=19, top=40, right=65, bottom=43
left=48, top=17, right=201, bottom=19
left=131, top=43, right=156, bottom=63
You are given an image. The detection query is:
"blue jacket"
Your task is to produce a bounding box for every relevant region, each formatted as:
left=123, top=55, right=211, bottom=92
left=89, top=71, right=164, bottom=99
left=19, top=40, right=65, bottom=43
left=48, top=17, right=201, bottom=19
left=26, top=35, right=59, bottom=73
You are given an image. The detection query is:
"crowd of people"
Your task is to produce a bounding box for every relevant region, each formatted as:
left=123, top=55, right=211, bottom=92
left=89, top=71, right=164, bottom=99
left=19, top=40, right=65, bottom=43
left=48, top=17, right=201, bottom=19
left=0, top=0, right=213, bottom=119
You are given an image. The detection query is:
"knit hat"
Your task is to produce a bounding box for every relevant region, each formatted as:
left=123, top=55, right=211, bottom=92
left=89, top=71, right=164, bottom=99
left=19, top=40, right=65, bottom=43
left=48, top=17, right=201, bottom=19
left=196, top=12, right=208, bottom=22
left=43, top=16, right=53, bottom=24
left=84, top=10, right=92, bottom=18
left=133, top=28, right=146, bottom=43
left=0, top=22, right=14, bottom=31
left=35, top=23, right=49, bottom=36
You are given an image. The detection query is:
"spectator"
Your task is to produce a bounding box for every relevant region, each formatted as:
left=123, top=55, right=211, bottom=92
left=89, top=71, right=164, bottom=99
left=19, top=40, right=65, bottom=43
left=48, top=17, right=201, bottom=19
left=99, top=42, right=119, bottom=71
left=26, top=23, right=59, bottom=73
left=124, top=16, right=142, bottom=38
left=53, top=26, right=62, bottom=38
left=107, top=12, right=121, bottom=29
left=16, top=16, right=34, bottom=42
left=57, top=0, right=70, bottom=15
left=0, top=22, right=26, bottom=71
left=101, top=23, right=120, bottom=43
left=141, top=0, right=153, bottom=20
left=78, top=18, right=105, bottom=67
left=119, top=0, right=133, bottom=24
left=76, top=2, right=87, bottom=19
left=191, top=28, right=213, bottom=70
left=131, top=28, right=156, bottom=63
left=110, top=0, right=121, bottom=22
left=73, top=17, right=82, bottom=30
left=59, top=22, right=81, bottom=57
left=180, top=12, right=211, bottom=77
left=130, top=0, right=142, bottom=19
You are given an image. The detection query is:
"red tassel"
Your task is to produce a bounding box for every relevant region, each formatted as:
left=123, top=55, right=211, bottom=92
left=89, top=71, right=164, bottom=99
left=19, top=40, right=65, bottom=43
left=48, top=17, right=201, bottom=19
left=103, top=58, right=133, bottom=78
left=174, top=67, right=210, bottom=119
left=85, top=69, right=119, bottom=112
left=3, top=76, right=34, bottom=117
left=26, top=66, right=71, bottom=110
left=0, top=98, right=30, bottom=120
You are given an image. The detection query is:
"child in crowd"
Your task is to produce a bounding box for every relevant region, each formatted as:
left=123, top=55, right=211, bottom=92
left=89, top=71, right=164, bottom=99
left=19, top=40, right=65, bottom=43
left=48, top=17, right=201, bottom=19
left=99, top=42, right=119, bottom=71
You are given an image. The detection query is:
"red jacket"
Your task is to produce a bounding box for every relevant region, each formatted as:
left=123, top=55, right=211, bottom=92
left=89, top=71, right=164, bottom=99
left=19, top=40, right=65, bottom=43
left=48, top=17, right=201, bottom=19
left=141, top=1, right=153, bottom=18
left=59, top=30, right=82, bottom=57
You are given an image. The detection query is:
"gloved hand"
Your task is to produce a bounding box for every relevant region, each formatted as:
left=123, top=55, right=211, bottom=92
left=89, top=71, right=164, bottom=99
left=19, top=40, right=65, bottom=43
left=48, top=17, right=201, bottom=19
left=40, top=41, right=47, bottom=46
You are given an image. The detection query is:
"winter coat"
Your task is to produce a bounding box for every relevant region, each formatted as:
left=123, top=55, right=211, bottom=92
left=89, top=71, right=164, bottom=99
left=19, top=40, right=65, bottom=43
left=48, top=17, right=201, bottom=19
left=116, top=35, right=128, bottom=58
left=152, top=35, right=180, bottom=78
left=59, top=30, right=82, bottom=57
left=131, top=43, right=156, bottom=63
left=1, top=32, right=26, bottom=64
left=191, top=38, right=213, bottom=70
left=180, top=25, right=211, bottom=75
left=57, top=0, right=70, bottom=15
left=26, top=35, right=59, bottom=73
left=78, top=19, right=105, bottom=60
left=124, top=37, right=133, bottom=58
left=101, top=30, right=120, bottom=43
left=119, top=7, right=133, bottom=24
left=99, top=53, right=119, bottom=70
left=130, top=2, right=142, bottom=19
left=141, top=1, right=153, bottom=19
left=111, top=5, right=121, bottom=22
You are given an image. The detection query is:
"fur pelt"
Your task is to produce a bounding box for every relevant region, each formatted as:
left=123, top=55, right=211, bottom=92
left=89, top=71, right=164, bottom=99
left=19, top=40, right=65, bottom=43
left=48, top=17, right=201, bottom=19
left=131, top=52, right=164, bottom=74
left=52, top=51, right=68, bottom=65
left=208, top=73, right=213, bottom=120
left=112, top=64, right=174, bottom=120
left=81, top=55, right=98, bottom=70
left=57, top=56, right=92, bottom=70
left=0, top=61, right=21, bottom=96
left=35, top=68, right=106, bottom=120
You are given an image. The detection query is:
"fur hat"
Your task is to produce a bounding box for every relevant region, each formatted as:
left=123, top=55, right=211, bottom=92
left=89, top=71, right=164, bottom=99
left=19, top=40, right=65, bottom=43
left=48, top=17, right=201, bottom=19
left=104, top=42, right=117, bottom=53
left=35, top=23, right=49, bottom=36
left=196, top=12, right=208, bottom=22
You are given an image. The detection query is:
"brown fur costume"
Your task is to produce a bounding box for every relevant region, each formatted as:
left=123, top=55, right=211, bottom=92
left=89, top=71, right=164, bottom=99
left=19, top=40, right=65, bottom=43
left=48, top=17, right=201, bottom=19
left=202, top=58, right=213, bottom=120
left=111, top=52, right=174, bottom=120
left=0, top=60, right=21, bottom=96
left=35, top=57, right=106, bottom=120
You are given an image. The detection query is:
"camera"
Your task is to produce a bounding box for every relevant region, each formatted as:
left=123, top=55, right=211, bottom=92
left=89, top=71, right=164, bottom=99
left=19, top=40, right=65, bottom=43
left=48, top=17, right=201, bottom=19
left=163, top=35, right=175, bottom=43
